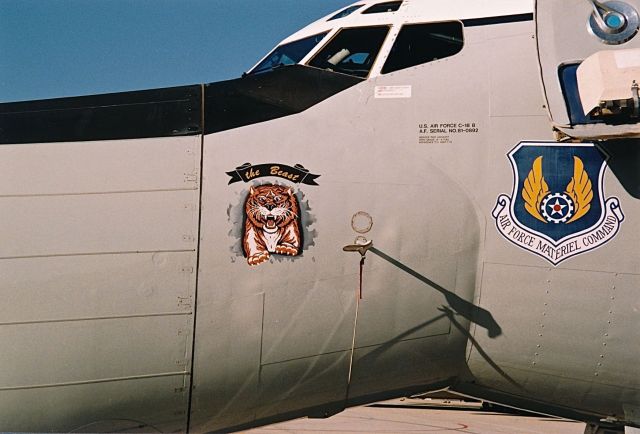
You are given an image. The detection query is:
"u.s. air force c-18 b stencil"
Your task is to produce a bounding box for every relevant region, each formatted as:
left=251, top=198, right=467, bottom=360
left=493, top=142, right=625, bottom=265
left=1, top=0, right=640, bottom=433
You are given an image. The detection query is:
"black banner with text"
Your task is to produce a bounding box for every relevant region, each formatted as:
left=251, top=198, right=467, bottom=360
left=226, top=163, right=320, bottom=185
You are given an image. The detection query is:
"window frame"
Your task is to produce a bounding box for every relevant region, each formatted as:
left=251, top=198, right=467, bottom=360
left=248, top=31, right=331, bottom=75
left=305, top=25, right=393, bottom=79
left=327, top=4, right=364, bottom=21
left=379, top=20, right=465, bottom=75
left=361, top=1, right=403, bottom=14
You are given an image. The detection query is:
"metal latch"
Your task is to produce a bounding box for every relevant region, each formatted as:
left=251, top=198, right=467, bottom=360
left=343, top=239, right=373, bottom=299
left=632, top=80, right=639, bottom=117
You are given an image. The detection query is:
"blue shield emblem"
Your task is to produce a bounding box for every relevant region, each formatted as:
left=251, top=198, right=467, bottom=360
left=493, top=142, right=624, bottom=265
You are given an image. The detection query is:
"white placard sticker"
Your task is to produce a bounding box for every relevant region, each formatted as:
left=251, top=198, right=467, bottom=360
left=374, top=85, right=412, bottom=99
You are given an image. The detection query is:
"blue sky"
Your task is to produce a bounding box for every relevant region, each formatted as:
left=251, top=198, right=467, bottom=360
left=0, top=0, right=350, bottom=102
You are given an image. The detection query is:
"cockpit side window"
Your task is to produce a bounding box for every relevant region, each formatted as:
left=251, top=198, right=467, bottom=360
left=308, top=26, right=390, bottom=78
left=362, top=1, right=402, bottom=14
left=250, top=32, right=329, bottom=75
left=328, top=5, right=363, bottom=21
left=381, top=22, right=463, bottom=74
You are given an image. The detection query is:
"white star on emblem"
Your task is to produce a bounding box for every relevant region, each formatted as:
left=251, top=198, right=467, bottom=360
left=549, top=199, right=567, bottom=216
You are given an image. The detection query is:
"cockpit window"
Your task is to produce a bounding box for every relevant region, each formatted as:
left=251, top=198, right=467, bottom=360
left=328, top=5, right=363, bottom=21
left=362, top=1, right=402, bottom=14
left=308, top=26, right=390, bottom=78
left=250, top=32, right=329, bottom=75
left=381, top=22, right=464, bottom=74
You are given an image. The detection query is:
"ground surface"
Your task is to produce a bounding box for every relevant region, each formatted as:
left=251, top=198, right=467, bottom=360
left=243, top=399, right=585, bottom=434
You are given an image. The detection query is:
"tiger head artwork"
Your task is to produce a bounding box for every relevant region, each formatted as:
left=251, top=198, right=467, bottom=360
left=243, top=184, right=302, bottom=266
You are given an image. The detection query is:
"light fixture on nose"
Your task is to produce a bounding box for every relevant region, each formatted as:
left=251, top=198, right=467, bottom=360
left=586, top=0, right=639, bottom=44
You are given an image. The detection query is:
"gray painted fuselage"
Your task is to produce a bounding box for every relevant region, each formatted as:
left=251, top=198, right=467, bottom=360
left=0, top=1, right=638, bottom=432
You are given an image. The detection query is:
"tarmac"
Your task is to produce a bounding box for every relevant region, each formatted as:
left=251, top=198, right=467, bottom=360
left=242, top=398, right=585, bottom=434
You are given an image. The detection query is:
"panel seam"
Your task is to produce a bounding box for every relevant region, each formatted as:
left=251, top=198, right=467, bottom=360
left=185, top=83, right=206, bottom=433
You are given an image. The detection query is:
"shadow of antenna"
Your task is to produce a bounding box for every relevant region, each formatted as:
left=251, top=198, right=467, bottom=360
left=368, top=246, right=502, bottom=338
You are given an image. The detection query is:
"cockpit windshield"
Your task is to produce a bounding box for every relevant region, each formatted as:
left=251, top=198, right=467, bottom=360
left=308, top=26, right=390, bottom=78
left=250, top=32, right=329, bottom=75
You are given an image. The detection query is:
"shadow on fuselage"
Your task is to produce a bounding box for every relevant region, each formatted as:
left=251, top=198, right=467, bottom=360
left=366, top=247, right=521, bottom=390
left=600, top=139, right=640, bottom=200
left=368, top=246, right=502, bottom=338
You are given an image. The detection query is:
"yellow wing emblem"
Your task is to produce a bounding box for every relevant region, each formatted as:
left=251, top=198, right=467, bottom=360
left=565, top=156, right=593, bottom=224
left=522, top=156, right=549, bottom=223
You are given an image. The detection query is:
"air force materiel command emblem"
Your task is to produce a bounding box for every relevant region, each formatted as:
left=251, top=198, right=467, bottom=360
left=493, top=142, right=624, bottom=265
